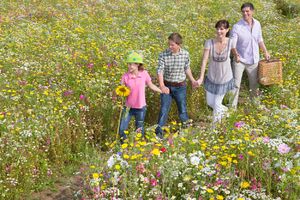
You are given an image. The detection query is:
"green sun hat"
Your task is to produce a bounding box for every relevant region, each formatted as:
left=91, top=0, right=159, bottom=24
left=126, top=51, right=143, bottom=64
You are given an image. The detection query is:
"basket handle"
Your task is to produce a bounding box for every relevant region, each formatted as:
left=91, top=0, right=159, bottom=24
left=263, top=58, right=281, bottom=63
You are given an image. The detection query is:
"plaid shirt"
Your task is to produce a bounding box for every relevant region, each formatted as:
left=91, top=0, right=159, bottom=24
left=157, top=48, right=190, bottom=83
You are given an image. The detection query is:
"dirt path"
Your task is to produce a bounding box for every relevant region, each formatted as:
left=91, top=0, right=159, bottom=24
left=29, top=175, right=82, bottom=200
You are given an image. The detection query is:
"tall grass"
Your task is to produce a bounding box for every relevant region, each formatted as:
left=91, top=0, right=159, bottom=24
left=0, top=0, right=299, bottom=198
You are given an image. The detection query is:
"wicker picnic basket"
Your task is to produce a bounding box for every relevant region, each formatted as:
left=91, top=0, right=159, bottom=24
left=258, top=59, right=282, bottom=85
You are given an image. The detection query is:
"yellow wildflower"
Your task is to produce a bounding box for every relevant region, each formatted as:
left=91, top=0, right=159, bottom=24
left=121, top=143, right=128, bottom=149
left=206, top=188, right=214, bottom=193
left=136, top=133, right=142, bottom=138
left=213, top=146, right=220, bottom=150
left=217, top=195, right=224, bottom=200
left=151, top=148, right=160, bottom=156
left=180, top=137, right=187, bottom=142
left=92, top=173, right=99, bottom=179
left=101, top=183, right=106, bottom=190
left=183, top=175, right=192, bottom=182
left=138, top=141, right=146, bottom=146
left=171, top=121, right=177, bottom=125
left=115, top=164, right=121, bottom=170
left=130, top=154, right=138, bottom=160
left=240, top=181, right=250, bottom=189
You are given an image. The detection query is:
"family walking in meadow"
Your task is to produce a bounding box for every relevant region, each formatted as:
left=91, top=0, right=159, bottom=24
left=3, top=0, right=298, bottom=199
left=118, top=2, right=270, bottom=141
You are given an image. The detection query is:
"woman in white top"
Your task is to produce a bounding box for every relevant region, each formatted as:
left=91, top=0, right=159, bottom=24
left=197, top=20, right=239, bottom=124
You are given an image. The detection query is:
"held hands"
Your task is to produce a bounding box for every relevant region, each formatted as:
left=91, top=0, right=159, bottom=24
left=160, top=85, right=170, bottom=94
left=232, top=48, right=240, bottom=63
left=196, top=78, right=203, bottom=86
left=235, top=54, right=240, bottom=63
left=192, top=78, right=203, bottom=89
left=192, top=80, right=199, bottom=88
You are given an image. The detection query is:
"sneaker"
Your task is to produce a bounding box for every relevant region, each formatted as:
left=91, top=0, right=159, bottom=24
left=156, top=133, right=163, bottom=140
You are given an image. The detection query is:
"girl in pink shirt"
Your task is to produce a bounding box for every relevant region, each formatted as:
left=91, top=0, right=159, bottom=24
left=119, top=51, right=161, bottom=143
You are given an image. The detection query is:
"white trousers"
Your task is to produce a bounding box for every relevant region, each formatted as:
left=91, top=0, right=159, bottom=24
left=206, top=91, right=228, bottom=123
left=231, top=61, right=259, bottom=108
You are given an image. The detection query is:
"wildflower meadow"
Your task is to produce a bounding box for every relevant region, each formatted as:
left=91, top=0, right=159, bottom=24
left=0, top=0, right=299, bottom=199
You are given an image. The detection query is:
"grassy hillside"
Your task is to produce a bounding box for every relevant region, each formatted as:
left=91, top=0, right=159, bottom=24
left=0, top=0, right=299, bottom=199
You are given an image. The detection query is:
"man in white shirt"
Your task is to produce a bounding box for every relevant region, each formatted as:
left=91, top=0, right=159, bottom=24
left=231, top=2, right=270, bottom=109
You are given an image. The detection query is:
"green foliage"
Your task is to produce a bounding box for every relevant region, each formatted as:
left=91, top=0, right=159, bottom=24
left=0, top=0, right=299, bottom=198
left=274, top=0, right=300, bottom=18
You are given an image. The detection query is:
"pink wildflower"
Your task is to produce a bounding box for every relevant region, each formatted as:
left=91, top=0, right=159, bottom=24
left=63, top=90, right=73, bottom=96
left=278, top=143, right=291, bottom=154
left=136, top=163, right=146, bottom=174
left=150, top=179, right=158, bottom=186
left=143, top=177, right=149, bottom=184
left=79, top=94, right=85, bottom=100
left=280, top=104, right=288, bottom=109
left=168, top=137, right=174, bottom=146
left=155, top=195, right=163, bottom=200
left=156, top=171, right=161, bottom=178
left=87, top=63, right=94, bottom=69
left=238, top=154, right=244, bottom=160
left=263, top=136, right=270, bottom=143
left=282, top=167, right=289, bottom=172
left=234, top=121, right=245, bottom=128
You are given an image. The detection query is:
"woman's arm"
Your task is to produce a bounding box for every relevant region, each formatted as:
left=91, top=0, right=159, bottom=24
left=231, top=48, right=240, bottom=63
left=197, top=48, right=209, bottom=85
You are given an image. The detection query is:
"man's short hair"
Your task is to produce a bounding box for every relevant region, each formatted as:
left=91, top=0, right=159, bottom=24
left=241, top=2, right=255, bottom=10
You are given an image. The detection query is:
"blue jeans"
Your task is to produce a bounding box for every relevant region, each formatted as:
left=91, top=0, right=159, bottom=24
left=155, top=85, right=188, bottom=137
left=119, top=106, right=147, bottom=141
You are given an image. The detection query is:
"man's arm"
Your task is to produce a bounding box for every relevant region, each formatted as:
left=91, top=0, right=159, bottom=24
left=259, top=41, right=270, bottom=60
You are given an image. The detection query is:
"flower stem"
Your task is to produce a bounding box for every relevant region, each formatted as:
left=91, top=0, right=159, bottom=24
left=116, top=98, right=124, bottom=140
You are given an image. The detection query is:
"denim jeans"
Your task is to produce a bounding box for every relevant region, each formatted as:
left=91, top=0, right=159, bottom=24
left=119, top=106, right=147, bottom=141
left=155, top=85, right=188, bottom=137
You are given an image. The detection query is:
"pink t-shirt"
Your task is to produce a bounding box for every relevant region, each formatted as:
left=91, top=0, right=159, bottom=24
left=121, top=70, right=151, bottom=109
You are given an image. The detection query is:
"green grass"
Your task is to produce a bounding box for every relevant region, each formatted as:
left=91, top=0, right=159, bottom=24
left=0, top=0, right=299, bottom=199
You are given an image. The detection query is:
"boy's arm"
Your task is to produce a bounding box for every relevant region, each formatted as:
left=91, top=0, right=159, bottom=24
left=157, top=73, right=169, bottom=94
